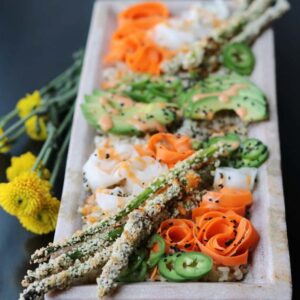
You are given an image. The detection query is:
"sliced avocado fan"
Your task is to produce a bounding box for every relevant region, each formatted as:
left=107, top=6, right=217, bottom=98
left=178, top=73, right=268, bottom=123
left=81, top=90, right=181, bottom=136
left=205, top=134, right=269, bottom=168
left=119, top=75, right=185, bottom=104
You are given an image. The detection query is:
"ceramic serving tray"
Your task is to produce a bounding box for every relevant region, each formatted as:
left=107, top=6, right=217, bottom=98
left=47, top=1, right=292, bottom=299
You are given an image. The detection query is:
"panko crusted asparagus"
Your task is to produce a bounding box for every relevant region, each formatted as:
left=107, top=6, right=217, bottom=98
left=21, top=184, right=181, bottom=300
left=31, top=140, right=237, bottom=264
left=161, top=0, right=289, bottom=74
left=232, top=0, right=290, bottom=44
left=20, top=246, right=113, bottom=300
left=97, top=182, right=182, bottom=298
left=30, top=224, right=116, bottom=264
left=23, top=140, right=239, bottom=299
left=23, top=229, right=122, bottom=286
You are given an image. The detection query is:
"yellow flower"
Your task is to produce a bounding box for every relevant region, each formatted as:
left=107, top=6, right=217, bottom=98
left=25, top=116, right=47, bottom=141
left=16, top=90, right=41, bottom=118
left=0, top=127, right=11, bottom=154
left=0, top=172, right=52, bottom=216
left=19, top=198, right=60, bottom=235
left=16, top=90, right=47, bottom=141
left=6, top=152, right=50, bottom=181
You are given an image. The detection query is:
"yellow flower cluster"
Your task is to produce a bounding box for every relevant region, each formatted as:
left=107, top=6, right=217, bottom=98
left=0, top=127, right=11, bottom=154
left=16, top=91, right=48, bottom=141
left=6, top=152, right=50, bottom=181
left=19, top=200, right=59, bottom=235
left=0, top=153, right=59, bottom=235
left=0, top=173, right=59, bottom=234
left=25, top=116, right=48, bottom=141
left=0, top=172, right=50, bottom=215
left=17, top=90, right=41, bottom=118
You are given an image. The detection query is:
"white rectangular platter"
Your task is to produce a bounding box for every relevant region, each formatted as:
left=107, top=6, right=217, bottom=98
left=48, top=1, right=292, bottom=299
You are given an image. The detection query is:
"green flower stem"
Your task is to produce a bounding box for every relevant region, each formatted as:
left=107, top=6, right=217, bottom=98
left=54, top=74, right=80, bottom=97
left=0, top=108, right=45, bottom=142
left=36, top=146, right=53, bottom=178
left=72, top=48, right=84, bottom=60
left=47, top=85, right=78, bottom=108
left=34, top=106, right=73, bottom=177
left=32, top=123, right=56, bottom=172
left=39, top=54, right=83, bottom=96
left=0, top=108, right=18, bottom=127
left=47, top=63, right=80, bottom=93
left=9, top=126, right=26, bottom=142
left=48, top=104, right=59, bottom=127
left=53, top=81, right=73, bottom=97
left=55, top=105, right=74, bottom=137
left=48, top=108, right=73, bottom=181
left=42, top=147, right=53, bottom=167
left=0, top=49, right=81, bottom=154
left=50, top=129, right=71, bottom=185
left=0, top=88, right=76, bottom=143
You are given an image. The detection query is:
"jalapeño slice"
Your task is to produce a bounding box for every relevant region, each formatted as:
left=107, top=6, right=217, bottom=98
left=174, top=252, right=213, bottom=280
left=158, top=254, right=186, bottom=282
left=222, top=42, right=255, bottom=75
left=147, top=234, right=166, bottom=268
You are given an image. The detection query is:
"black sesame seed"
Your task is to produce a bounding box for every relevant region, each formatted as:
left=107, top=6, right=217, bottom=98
left=225, top=239, right=234, bottom=246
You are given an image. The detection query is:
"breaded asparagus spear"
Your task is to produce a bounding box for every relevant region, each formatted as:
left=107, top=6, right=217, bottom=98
left=31, top=139, right=238, bottom=263
left=20, top=246, right=113, bottom=300
left=161, top=0, right=287, bottom=74
left=22, top=228, right=122, bottom=286
left=232, top=0, right=290, bottom=44
left=97, top=182, right=182, bottom=298
left=20, top=183, right=181, bottom=300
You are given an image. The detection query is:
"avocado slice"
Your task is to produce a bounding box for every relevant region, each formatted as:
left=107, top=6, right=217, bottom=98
left=207, top=133, right=241, bottom=150
left=112, top=74, right=187, bottom=104
left=237, top=138, right=269, bottom=167
left=81, top=90, right=181, bottom=136
left=178, top=73, right=268, bottom=124
left=212, top=136, right=269, bottom=168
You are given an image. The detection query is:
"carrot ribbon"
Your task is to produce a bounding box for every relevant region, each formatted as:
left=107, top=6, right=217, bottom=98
left=159, top=209, right=259, bottom=266
left=145, top=133, right=194, bottom=167
left=194, top=210, right=259, bottom=266
left=104, top=2, right=172, bottom=75
left=192, top=188, right=253, bottom=218
left=158, top=219, right=197, bottom=253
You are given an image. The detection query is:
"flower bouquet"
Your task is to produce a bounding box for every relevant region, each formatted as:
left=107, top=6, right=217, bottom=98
left=0, top=50, right=83, bottom=234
